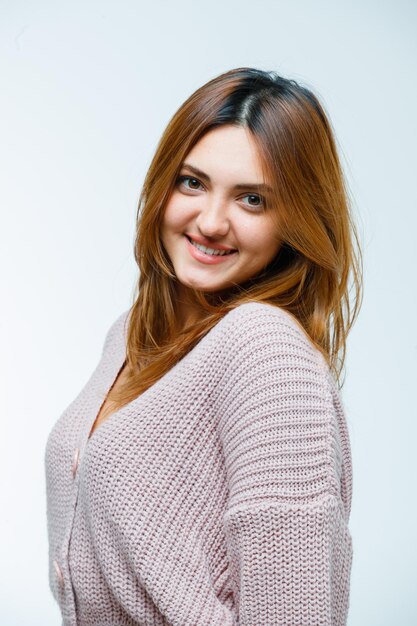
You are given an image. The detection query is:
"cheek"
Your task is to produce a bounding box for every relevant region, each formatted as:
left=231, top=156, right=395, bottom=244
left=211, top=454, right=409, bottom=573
left=240, top=221, right=280, bottom=253
left=161, top=201, right=176, bottom=230
left=162, top=198, right=190, bottom=232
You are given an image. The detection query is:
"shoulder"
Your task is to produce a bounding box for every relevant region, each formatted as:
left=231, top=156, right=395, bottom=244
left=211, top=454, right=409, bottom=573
left=215, top=302, right=348, bottom=511
left=224, top=301, right=314, bottom=340
left=219, top=301, right=325, bottom=372
left=101, top=307, right=131, bottom=354
left=214, top=302, right=334, bottom=433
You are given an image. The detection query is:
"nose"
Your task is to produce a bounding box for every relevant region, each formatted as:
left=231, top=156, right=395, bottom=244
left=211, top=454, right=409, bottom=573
left=195, top=195, right=230, bottom=239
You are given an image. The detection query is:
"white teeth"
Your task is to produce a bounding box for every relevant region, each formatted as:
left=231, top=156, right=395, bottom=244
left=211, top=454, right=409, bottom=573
left=189, top=237, right=235, bottom=256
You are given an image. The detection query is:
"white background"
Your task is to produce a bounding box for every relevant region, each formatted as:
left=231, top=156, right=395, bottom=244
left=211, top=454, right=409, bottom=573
left=1, top=1, right=416, bottom=624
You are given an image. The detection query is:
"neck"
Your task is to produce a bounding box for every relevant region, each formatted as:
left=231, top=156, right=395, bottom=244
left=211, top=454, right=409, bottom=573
left=173, top=284, right=202, bottom=333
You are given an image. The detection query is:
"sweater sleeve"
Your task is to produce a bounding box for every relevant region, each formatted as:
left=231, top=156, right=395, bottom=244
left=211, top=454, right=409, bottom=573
left=216, top=304, right=353, bottom=626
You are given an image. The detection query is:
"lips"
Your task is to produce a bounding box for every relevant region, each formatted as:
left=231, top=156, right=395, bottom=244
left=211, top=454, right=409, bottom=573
left=185, top=234, right=237, bottom=252
left=184, top=234, right=238, bottom=265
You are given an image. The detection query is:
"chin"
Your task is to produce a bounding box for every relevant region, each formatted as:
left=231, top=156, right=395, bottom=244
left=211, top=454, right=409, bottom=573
left=177, top=274, right=229, bottom=293
left=189, top=282, right=228, bottom=293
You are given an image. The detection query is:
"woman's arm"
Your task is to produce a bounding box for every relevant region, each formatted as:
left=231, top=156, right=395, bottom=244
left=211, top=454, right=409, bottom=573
left=216, top=303, right=353, bottom=625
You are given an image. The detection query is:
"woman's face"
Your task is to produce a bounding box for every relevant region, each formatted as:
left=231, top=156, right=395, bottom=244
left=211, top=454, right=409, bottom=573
left=161, top=124, right=282, bottom=303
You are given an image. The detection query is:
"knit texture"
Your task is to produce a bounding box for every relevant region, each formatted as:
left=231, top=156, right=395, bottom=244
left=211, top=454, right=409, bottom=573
left=44, top=302, right=353, bottom=626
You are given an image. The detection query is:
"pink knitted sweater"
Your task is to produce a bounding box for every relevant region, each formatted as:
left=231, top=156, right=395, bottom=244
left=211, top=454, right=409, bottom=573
left=44, top=302, right=353, bottom=625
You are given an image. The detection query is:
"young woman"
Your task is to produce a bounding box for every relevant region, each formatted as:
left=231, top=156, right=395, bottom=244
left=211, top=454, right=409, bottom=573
left=45, top=67, right=362, bottom=626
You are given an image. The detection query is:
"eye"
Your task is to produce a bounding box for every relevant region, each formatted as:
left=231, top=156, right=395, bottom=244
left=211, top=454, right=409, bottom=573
left=241, top=193, right=266, bottom=210
left=176, top=175, right=266, bottom=211
left=176, top=175, right=204, bottom=191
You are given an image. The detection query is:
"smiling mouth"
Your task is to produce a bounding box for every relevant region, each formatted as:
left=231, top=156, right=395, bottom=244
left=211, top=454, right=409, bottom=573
left=185, top=235, right=237, bottom=256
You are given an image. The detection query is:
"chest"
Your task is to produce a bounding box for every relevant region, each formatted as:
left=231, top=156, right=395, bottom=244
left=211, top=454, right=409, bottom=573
left=88, top=360, right=128, bottom=438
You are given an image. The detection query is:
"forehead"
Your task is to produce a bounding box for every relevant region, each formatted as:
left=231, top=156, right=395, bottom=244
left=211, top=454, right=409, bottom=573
left=184, top=126, right=266, bottom=184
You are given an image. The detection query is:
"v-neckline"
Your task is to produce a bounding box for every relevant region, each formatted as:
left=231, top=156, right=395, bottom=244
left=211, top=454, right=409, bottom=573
left=83, top=304, right=239, bottom=447
left=86, top=358, right=127, bottom=442
left=85, top=311, right=131, bottom=445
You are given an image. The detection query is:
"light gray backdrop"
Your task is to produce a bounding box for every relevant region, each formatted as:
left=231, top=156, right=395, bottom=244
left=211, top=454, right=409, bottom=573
left=1, top=0, right=416, bottom=624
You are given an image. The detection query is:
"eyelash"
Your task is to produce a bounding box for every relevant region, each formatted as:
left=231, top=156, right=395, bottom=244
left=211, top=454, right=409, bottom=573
left=176, top=175, right=266, bottom=211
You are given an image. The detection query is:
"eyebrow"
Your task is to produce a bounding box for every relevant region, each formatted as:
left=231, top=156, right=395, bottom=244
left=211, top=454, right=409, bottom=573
left=181, top=162, right=273, bottom=193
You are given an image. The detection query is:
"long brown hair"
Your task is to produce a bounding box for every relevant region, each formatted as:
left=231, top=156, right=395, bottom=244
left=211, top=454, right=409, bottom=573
left=109, top=66, right=363, bottom=410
